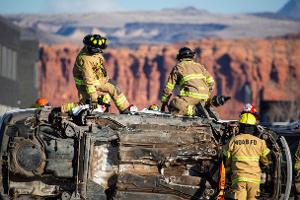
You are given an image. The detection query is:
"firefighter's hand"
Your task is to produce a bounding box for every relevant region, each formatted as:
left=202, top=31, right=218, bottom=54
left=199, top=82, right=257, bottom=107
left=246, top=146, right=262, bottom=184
left=89, top=102, right=98, bottom=110
left=161, top=103, right=167, bottom=112
left=261, top=165, right=270, bottom=173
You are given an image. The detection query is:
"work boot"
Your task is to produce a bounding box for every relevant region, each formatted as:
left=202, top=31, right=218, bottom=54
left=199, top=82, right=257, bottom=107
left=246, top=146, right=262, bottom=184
left=120, top=108, right=130, bottom=114
left=120, top=105, right=138, bottom=114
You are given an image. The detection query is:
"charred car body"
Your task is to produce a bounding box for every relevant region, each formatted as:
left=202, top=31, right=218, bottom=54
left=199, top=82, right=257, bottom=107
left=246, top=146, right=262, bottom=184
left=0, top=106, right=293, bottom=199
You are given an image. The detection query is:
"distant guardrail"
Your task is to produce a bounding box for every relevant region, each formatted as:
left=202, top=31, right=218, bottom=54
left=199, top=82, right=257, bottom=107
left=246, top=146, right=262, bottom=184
left=261, top=121, right=300, bottom=135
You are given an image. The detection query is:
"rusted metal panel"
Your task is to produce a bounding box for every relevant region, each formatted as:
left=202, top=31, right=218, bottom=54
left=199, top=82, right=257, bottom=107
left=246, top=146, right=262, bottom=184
left=90, top=144, right=118, bottom=189
left=9, top=181, right=58, bottom=197
left=115, top=191, right=185, bottom=200
left=119, top=164, right=159, bottom=175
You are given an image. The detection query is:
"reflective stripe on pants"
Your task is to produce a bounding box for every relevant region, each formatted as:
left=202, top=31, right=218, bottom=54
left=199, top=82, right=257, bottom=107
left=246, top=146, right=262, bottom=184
left=186, top=105, right=195, bottom=116
left=232, top=177, right=260, bottom=185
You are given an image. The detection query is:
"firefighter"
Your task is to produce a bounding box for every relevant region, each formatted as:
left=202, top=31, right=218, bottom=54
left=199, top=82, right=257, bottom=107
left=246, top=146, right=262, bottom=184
left=160, top=47, right=214, bottom=116
left=295, top=143, right=300, bottom=200
left=34, top=98, right=49, bottom=108
left=241, top=103, right=259, bottom=119
left=73, top=34, right=130, bottom=113
left=224, top=113, right=270, bottom=200
left=242, top=104, right=257, bottom=115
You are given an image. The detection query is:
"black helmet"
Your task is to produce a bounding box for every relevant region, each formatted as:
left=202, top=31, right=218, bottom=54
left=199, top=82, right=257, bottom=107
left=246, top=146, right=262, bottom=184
left=83, top=34, right=108, bottom=54
left=176, top=47, right=195, bottom=60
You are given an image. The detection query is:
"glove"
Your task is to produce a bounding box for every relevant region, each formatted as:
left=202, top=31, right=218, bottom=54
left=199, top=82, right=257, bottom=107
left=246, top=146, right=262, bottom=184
left=211, top=95, right=231, bottom=107
left=161, top=103, right=167, bottom=112
left=261, top=165, right=270, bottom=173
left=89, top=102, right=98, bottom=110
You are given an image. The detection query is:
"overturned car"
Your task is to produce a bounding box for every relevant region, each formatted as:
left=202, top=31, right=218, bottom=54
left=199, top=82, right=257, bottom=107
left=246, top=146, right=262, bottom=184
left=0, top=106, right=293, bottom=199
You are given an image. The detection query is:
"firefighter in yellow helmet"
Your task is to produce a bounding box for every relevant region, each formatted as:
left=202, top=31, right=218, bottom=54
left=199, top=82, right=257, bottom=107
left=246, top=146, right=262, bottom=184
left=295, top=142, right=300, bottom=200
left=160, top=47, right=215, bottom=116
left=223, top=113, right=270, bottom=200
left=73, top=34, right=130, bottom=113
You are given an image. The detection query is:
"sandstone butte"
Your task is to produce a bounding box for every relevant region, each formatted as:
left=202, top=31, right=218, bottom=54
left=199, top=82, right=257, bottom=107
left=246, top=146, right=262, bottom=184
left=38, top=35, right=300, bottom=119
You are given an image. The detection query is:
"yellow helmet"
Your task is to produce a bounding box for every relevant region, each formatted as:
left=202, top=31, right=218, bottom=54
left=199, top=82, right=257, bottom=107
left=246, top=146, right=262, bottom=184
left=239, top=113, right=257, bottom=125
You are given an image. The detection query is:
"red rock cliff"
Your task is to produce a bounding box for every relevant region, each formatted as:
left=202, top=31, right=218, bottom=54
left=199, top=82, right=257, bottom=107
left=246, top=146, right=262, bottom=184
left=38, top=36, right=300, bottom=119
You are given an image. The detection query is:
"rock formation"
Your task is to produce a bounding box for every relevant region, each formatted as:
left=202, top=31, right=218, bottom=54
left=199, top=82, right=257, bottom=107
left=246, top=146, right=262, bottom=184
left=278, top=0, right=300, bottom=20
left=38, top=35, right=300, bottom=119
left=7, top=7, right=300, bottom=46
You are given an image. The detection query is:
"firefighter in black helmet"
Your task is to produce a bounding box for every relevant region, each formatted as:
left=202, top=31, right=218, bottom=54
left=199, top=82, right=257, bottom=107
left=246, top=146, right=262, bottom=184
left=73, top=34, right=130, bottom=113
left=161, top=47, right=215, bottom=116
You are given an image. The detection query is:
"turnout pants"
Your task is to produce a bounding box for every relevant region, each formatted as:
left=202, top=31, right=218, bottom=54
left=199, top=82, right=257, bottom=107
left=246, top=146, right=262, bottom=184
left=295, top=180, right=300, bottom=200
left=169, top=96, right=205, bottom=116
left=295, top=141, right=300, bottom=200
left=232, top=182, right=260, bottom=200
left=77, top=79, right=129, bottom=111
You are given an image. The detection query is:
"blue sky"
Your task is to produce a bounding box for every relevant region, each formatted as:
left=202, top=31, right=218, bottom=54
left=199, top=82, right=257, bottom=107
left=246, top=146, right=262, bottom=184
left=0, top=0, right=289, bottom=14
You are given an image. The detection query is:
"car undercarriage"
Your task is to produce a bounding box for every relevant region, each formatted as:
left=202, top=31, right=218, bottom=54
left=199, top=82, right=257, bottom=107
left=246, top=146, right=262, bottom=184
left=0, top=107, right=293, bottom=199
